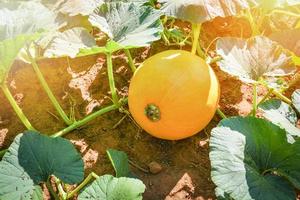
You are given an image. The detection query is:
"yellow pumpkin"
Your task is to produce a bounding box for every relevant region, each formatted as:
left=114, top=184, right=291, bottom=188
left=128, top=50, right=220, bottom=140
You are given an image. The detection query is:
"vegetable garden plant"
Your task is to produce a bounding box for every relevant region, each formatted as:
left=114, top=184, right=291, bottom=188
left=1, top=0, right=300, bottom=199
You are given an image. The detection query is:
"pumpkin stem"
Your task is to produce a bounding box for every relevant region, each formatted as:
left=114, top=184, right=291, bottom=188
left=145, top=104, right=161, bottom=122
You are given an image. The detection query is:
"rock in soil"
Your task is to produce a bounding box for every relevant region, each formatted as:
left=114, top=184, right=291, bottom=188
left=148, top=161, right=163, bottom=174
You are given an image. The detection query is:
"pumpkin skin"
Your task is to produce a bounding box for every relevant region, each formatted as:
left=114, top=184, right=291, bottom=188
left=128, top=50, right=220, bottom=140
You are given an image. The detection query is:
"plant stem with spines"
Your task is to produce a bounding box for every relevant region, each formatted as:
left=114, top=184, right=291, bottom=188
left=216, top=108, right=227, bottom=119
left=191, top=24, right=201, bottom=55
left=0, top=83, right=35, bottom=130
left=124, top=49, right=136, bottom=73
left=51, top=103, right=120, bottom=138
left=67, top=172, right=99, bottom=199
left=27, top=51, right=73, bottom=125
left=106, top=53, right=119, bottom=106
left=272, top=89, right=292, bottom=104
left=46, top=178, right=59, bottom=200
left=252, top=83, right=258, bottom=117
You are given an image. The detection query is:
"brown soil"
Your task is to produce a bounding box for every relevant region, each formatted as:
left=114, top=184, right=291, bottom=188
left=1, top=16, right=299, bottom=200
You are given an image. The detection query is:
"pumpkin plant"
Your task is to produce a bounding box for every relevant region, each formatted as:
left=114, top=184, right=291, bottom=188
left=0, top=1, right=58, bottom=130
left=42, top=0, right=164, bottom=138
left=0, top=131, right=145, bottom=200
left=216, top=35, right=296, bottom=116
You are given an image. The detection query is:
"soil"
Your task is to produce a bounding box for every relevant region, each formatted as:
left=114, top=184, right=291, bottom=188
left=1, top=16, right=299, bottom=200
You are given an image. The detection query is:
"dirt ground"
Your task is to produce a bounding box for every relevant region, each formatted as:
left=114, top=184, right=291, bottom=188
left=1, top=17, right=300, bottom=200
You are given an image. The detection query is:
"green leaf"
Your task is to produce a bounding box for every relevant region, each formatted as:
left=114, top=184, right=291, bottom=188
left=0, top=34, right=40, bottom=84
left=210, top=117, right=300, bottom=200
left=0, top=131, right=84, bottom=200
left=78, top=40, right=123, bottom=55
left=292, top=89, right=300, bottom=113
left=106, top=149, right=130, bottom=177
left=259, top=99, right=300, bottom=142
left=88, top=2, right=163, bottom=48
left=159, top=0, right=256, bottom=24
left=216, top=36, right=295, bottom=83
left=59, top=0, right=104, bottom=16
left=0, top=1, right=56, bottom=40
left=44, top=27, right=96, bottom=58
left=78, top=175, right=145, bottom=200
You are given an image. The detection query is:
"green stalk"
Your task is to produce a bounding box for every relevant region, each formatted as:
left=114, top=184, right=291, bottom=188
left=67, top=172, right=99, bottom=199
left=27, top=51, right=73, bottom=125
left=46, top=178, right=59, bottom=200
left=272, top=89, right=292, bottom=104
left=216, top=108, right=227, bottom=119
left=124, top=49, right=136, bottom=73
left=271, top=9, right=300, bottom=18
left=196, top=43, right=205, bottom=59
left=248, top=88, right=273, bottom=116
left=245, top=9, right=260, bottom=36
left=54, top=177, right=67, bottom=200
left=106, top=53, right=119, bottom=106
left=252, top=83, right=258, bottom=117
left=0, top=149, right=7, bottom=158
left=191, top=24, right=201, bottom=55
left=208, top=56, right=222, bottom=65
left=161, top=31, right=171, bottom=45
left=51, top=104, right=119, bottom=138
left=0, top=84, right=35, bottom=130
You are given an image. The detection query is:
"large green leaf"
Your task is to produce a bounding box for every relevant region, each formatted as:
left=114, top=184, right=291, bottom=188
left=78, top=175, right=145, bottom=200
left=44, top=27, right=96, bottom=58
left=88, top=2, right=163, bottom=48
left=0, top=34, right=40, bottom=84
left=216, top=36, right=295, bottom=83
left=159, top=0, right=256, bottom=24
left=106, top=149, right=130, bottom=177
left=0, top=1, right=58, bottom=84
left=292, top=89, right=300, bottom=113
left=210, top=117, right=300, bottom=200
left=0, top=1, right=56, bottom=40
left=259, top=99, right=300, bottom=141
left=0, top=131, right=84, bottom=200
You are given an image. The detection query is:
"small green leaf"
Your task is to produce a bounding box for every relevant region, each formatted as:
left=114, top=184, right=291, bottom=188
left=216, top=36, right=295, bottom=83
left=106, top=149, right=130, bottom=177
left=78, top=40, right=123, bottom=55
left=259, top=99, right=300, bottom=142
left=159, top=0, right=255, bottom=24
left=292, top=89, right=300, bottom=113
left=89, top=2, right=163, bottom=48
left=78, top=175, right=145, bottom=200
left=0, top=131, right=84, bottom=200
left=44, top=27, right=96, bottom=58
left=210, top=117, right=300, bottom=200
